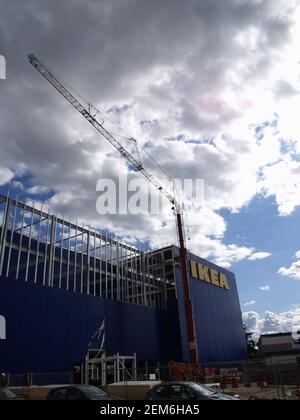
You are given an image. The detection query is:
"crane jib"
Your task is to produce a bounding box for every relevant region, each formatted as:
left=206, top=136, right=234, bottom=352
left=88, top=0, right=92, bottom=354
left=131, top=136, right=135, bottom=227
left=28, top=53, right=175, bottom=205
left=28, top=53, right=198, bottom=364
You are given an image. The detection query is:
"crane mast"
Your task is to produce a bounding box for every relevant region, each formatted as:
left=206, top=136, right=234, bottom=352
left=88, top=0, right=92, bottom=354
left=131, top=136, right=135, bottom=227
left=28, top=53, right=199, bottom=365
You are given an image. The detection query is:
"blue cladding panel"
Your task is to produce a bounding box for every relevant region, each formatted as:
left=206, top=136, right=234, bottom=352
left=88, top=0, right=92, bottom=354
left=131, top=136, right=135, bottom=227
left=175, top=248, right=248, bottom=364
left=0, top=277, right=181, bottom=374
left=174, top=266, right=190, bottom=363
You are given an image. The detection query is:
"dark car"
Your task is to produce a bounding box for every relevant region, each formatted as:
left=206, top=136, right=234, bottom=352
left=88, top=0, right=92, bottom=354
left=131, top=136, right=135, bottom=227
left=0, top=389, right=18, bottom=400
left=45, top=385, right=119, bottom=401
left=145, top=382, right=238, bottom=400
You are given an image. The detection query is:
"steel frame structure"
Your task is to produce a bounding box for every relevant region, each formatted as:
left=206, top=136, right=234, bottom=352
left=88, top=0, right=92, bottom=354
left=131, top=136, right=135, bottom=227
left=0, top=194, right=172, bottom=310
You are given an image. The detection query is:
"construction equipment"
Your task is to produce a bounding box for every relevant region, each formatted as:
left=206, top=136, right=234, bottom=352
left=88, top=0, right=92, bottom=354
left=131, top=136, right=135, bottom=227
left=28, top=53, right=199, bottom=364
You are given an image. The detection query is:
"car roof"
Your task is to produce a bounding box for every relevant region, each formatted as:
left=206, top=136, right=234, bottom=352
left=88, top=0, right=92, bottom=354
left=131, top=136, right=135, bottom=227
left=48, top=385, right=74, bottom=391
left=49, top=384, right=100, bottom=390
left=1, top=388, right=16, bottom=392
left=155, top=381, right=196, bottom=386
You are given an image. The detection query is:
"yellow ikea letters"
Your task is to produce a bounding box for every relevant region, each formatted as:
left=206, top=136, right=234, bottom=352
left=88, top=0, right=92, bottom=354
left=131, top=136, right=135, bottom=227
left=189, top=261, right=230, bottom=290
left=190, top=260, right=198, bottom=278
left=198, top=264, right=211, bottom=283
left=219, top=273, right=229, bottom=290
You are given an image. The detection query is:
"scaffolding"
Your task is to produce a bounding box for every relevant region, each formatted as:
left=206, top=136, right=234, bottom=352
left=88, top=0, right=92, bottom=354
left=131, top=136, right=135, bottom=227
left=85, top=351, right=137, bottom=387
left=0, top=194, right=176, bottom=310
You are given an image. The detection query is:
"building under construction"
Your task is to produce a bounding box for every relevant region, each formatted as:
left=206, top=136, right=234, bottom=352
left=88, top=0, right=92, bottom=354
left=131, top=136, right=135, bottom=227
left=0, top=194, right=247, bottom=381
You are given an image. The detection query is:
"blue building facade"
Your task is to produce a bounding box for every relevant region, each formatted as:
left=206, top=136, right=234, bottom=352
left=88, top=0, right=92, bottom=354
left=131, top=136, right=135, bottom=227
left=0, top=196, right=247, bottom=376
left=0, top=249, right=247, bottom=375
left=174, top=248, right=248, bottom=364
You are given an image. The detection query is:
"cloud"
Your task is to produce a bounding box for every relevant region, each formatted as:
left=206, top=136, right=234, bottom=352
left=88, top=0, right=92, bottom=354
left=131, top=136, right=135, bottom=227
left=11, top=181, right=25, bottom=190
left=259, top=157, right=300, bottom=216
left=249, top=252, right=272, bottom=261
left=259, top=285, right=270, bottom=292
left=243, top=308, right=300, bottom=340
left=278, top=263, right=300, bottom=280
left=0, top=167, right=14, bottom=186
left=27, top=185, right=51, bottom=195
left=0, top=0, right=299, bottom=266
left=244, top=300, right=256, bottom=307
left=274, top=80, right=300, bottom=99
left=278, top=250, right=300, bottom=280
left=210, top=242, right=254, bottom=268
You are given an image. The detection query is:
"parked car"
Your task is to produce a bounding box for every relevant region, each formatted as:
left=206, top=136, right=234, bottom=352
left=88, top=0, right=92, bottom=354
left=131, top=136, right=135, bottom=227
left=45, top=385, right=119, bottom=400
left=144, top=382, right=239, bottom=400
left=0, top=389, right=18, bottom=400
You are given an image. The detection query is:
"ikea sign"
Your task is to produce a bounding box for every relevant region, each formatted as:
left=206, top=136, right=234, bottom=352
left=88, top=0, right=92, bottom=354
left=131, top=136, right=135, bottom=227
left=190, top=260, right=230, bottom=290
left=0, top=315, right=6, bottom=340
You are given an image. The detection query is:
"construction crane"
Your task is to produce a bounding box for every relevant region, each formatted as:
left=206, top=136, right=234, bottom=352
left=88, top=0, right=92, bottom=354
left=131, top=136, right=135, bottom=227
left=28, top=53, right=199, bottom=365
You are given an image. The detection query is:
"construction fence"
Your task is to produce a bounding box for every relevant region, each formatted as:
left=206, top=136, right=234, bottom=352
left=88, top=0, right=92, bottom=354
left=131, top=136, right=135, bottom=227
left=1, top=357, right=300, bottom=389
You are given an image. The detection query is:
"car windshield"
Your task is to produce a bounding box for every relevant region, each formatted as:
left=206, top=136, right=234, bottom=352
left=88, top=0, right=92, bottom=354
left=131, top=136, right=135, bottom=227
left=79, top=386, right=107, bottom=398
left=0, top=389, right=16, bottom=399
left=189, top=383, right=219, bottom=397
left=8, top=388, right=23, bottom=396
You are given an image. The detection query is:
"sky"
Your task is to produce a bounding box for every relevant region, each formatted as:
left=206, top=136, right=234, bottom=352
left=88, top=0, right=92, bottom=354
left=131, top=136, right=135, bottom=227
left=1, top=0, right=300, bottom=339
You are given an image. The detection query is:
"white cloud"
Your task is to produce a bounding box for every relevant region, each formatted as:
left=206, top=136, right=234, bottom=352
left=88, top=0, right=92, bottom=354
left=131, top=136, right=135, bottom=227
left=27, top=185, right=51, bottom=195
left=278, top=263, right=300, bottom=280
left=0, top=167, right=14, bottom=186
left=244, top=300, right=256, bottom=307
left=11, top=180, right=25, bottom=190
left=259, top=285, right=270, bottom=292
left=259, top=157, right=300, bottom=216
left=243, top=308, right=300, bottom=340
left=249, top=252, right=272, bottom=261
left=295, top=250, right=300, bottom=259
left=278, top=250, right=300, bottom=280
left=210, top=242, right=254, bottom=269
left=187, top=233, right=271, bottom=268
